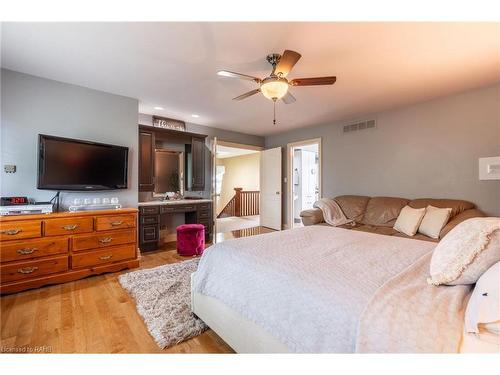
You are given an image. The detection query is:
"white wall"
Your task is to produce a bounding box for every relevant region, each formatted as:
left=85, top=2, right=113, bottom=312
left=1, top=69, right=139, bottom=208
left=265, top=84, right=500, bottom=221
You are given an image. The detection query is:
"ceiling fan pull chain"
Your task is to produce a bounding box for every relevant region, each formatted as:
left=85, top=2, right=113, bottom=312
left=273, top=99, right=276, bottom=125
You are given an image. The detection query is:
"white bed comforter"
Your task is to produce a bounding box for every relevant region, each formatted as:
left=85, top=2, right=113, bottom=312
left=193, top=225, right=461, bottom=352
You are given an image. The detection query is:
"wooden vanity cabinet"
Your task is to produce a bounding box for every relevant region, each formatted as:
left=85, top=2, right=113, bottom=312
left=139, top=129, right=155, bottom=192
left=191, top=136, right=205, bottom=191
left=138, top=125, right=206, bottom=192
left=139, top=202, right=212, bottom=252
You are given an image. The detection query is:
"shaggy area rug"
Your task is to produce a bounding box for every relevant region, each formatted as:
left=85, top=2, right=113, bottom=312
left=118, top=258, right=207, bottom=349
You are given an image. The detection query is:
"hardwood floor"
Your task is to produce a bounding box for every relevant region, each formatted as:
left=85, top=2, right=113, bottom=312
left=1, top=244, right=233, bottom=354
left=216, top=225, right=275, bottom=242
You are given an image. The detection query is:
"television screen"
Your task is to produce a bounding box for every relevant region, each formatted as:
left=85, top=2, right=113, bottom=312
left=38, top=134, right=128, bottom=191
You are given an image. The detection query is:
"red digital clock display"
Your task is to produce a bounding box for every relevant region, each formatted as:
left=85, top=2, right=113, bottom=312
left=11, top=197, right=27, bottom=204
left=1, top=196, right=29, bottom=206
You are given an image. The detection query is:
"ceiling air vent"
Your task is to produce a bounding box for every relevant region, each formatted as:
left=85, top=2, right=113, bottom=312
left=343, top=119, right=376, bottom=134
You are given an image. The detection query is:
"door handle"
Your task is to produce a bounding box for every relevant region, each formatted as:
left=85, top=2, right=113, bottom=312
left=275, top=191, right=280, bottom=195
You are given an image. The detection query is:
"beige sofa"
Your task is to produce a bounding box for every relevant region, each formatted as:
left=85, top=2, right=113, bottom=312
left=300, top=195, right=485, bottom=242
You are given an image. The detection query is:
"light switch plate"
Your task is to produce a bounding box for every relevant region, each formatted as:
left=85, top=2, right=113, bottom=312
left=479, top=157, right=500, bottom=180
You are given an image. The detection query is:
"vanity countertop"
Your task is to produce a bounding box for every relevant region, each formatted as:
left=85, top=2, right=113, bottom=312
left=138, top=199, right=212, bottom=207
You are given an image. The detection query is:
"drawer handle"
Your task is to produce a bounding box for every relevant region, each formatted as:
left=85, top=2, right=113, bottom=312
left=110, top=221, right=124, bottom=226
left=99, top=255, right=113, bottom=260
left=17, top=248, right=38, bottom=255
left=0, top=228, right=22, bottom=235
left=62, top=224, right=79, bottom=231
left=17, top=266, right=39, bottom=274
left=99, top=237, right=113, bottom=244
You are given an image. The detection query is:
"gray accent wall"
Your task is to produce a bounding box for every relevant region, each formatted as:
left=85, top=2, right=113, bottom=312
left=265, top=84, right=500, bottom=222
left=1, top=69, right=139, bottom=208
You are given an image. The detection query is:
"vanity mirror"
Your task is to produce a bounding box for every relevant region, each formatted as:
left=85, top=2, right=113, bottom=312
left=154, top=149, right=184, bottom=196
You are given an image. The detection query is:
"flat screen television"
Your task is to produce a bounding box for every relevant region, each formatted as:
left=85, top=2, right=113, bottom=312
left=37, top=134, right=128, bottom=191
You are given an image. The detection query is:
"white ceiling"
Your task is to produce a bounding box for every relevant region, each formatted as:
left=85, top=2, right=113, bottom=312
left=217, top=145, right=259, bottom=159
left=2, top=22, right=499, bottom=136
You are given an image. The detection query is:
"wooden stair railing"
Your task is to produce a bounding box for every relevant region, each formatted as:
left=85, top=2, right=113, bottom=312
left=217, top=188, right=260, bottom=218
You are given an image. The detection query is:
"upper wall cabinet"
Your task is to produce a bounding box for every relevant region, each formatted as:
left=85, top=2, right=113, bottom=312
left=139, top=129, right=155, bottom=192
left=191, top=136, right=205, bottom=191
left=138, top=125, right=206, bottom=193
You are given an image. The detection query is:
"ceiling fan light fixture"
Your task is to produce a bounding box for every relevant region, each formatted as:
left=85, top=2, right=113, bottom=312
left=260, top=77, right=289, bottom=101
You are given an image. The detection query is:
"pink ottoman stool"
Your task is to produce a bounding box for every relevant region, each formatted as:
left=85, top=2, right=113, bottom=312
left=176, top=224, right=205, bottom=256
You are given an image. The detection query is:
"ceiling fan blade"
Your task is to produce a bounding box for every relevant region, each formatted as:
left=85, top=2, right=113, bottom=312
left=281, top=91, right=296, bottom=104
left=290, top=76, right=337, bottom=86
left=232, top=89, right=261, bottom=101
left=217, top=70, right=261, bottom=83
left=275, top=50, right=301, bottom=77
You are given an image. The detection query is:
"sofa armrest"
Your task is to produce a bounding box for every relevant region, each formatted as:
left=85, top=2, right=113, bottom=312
left=300, top=208, right=324, bottom=226
left=440, top=208, right=486, bottom=239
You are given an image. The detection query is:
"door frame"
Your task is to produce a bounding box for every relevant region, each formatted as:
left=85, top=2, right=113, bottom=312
left=286, top=138, right=322, bottom=229
left=212, top=139, right=264, bottom=241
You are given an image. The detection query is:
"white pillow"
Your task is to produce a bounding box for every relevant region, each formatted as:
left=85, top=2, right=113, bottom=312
left=465, top=261, right=500, bottom=335
left=393, top=206, right=426, bottom=236
left=418, top=205, right=452, bottom=239
left=428, top=218, right=500, bottom=285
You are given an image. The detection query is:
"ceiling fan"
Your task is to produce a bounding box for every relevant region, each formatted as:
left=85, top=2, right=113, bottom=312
left=217, top=50, right=336, bottom=124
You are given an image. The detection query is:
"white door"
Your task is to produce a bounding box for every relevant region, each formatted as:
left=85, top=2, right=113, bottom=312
left=260, top=147, right=282, bottom=230
left=211, top=137, right=219, bottom=242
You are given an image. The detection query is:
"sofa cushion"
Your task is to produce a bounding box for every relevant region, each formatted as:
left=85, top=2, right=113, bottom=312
left=440, top=208, right=486, bottom=239
left=392, top=232, right=439, bottom=243
left=299, top=208, right=324, bottom=226
left=334, top=195, right=370, bottom=222
left=409, top=198, right=475, bottom=220
left=352, top=224, right=399, bottom=236
left=361, top=197, right=410, bottom=227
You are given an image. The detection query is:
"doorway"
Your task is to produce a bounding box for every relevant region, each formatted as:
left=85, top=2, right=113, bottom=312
left=213, top=141, right=263, bottom=241
left=287, top=139, right=321, bottom=229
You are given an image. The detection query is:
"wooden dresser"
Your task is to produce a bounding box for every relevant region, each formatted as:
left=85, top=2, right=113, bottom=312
left=0, top=208, right=139, bottom=294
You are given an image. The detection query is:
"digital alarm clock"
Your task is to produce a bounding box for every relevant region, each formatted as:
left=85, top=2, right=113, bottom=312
left=0, top=196, right=29, bottom=206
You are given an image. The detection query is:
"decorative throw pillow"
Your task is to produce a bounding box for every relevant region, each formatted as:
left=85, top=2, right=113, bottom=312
left=428, top=217, right=500, bottom=286
left=418, top=205, right=452, bottom=239
left=393, top=206, right=426, bottom=236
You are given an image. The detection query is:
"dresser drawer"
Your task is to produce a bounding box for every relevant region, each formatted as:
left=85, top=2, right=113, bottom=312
left=199, top=203, right=211, bottom=211
left=0, top=237, right=68, bottom=263
left=140, top=206, right=159, bottom=215
left=95, top=215, right=136, bottom=231
left=161, top=205, right=196, bottom=213
left=0, top=220, right=42, bottom=241
left=198, top=210, right=211, bottom=219
left=72, top=229, right=136, bottom=252
left=71, top=244, right=136, bottom=269
left=1, top=255, right=68, bottom=283
left=44, top=217, right=93, bottom=236
left=140, top=215, right=158, bottom=225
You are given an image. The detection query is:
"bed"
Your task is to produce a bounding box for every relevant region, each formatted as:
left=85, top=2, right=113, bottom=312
left=191, top=225, right=486, bottom=353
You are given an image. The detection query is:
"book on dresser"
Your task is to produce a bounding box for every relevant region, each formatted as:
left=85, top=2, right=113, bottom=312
left=0, top=208, right=139, bottom=294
